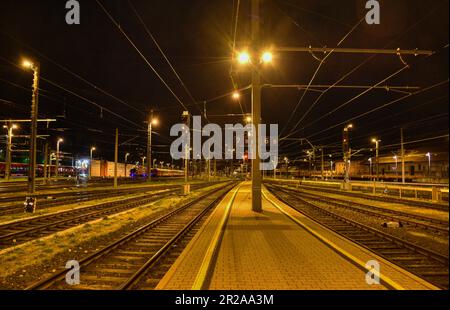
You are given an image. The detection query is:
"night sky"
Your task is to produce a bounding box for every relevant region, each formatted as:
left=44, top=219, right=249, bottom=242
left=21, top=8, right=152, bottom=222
left=0, top=0, right=448, bottom=165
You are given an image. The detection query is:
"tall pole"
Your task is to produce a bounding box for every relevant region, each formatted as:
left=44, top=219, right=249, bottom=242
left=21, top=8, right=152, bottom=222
left=125, top=153, right=129, bottom=178
left=401, top=128, right=405, bottom=183
left=4, top=123, right=12, bottom=181
left=207, top=147, right=211, bottom=182
left=375, top=141, right=379, bottom=181
left=321, top=148, right=324, bottom=180
left=343, top=126, right=350, bottom=184
left=89, top=147, right=95, bottom=180
left=147, top=110, right=153, bottom=181
left=114, top=128, right=118, bottom=189
left=182, top=111, right=190, bottom=184
left=251, top=0, right=262, bottom=212
left=56, top=139, right=63, bottom=179
left=43, top=142, right=48, bottom=184
left=28, top=63, right=40, bottom=195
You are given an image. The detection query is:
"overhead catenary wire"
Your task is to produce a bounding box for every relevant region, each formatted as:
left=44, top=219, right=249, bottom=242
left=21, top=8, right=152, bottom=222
left=279, top=1, right=446, bottom=144
left=96, top=0, right=191, bottom=114
left=0, top=55, right=144, bottom=130
left=280, top=16, right=365, bottom=136
left=304, top=79, right=449, bottom=140
left=0, top=32, right=145, bottom=116
left=127, top=0, right=204, bottom=117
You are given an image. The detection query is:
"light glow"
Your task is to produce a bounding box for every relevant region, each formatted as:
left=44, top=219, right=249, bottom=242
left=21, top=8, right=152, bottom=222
left=237, top=51, right=250, bottom=64
left=261, top=51, right=273, bottom=63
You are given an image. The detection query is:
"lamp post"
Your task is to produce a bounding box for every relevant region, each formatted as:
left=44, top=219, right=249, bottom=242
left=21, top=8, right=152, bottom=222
left=368, top=158, right=372, bottom=179
left=125, top=153, right=130, bottom=178
left=22, top=59, right=40, bottom=194
left=89, top=147, right=96, bottom=179
left=147, top=110, right=158, bottom=181
left=426, top=152, right=431, bottom=178
left=56, top=138, right=63, bottom=179
left=393, top=155, right=398, bottom=180
left=371, top=138, right=381, bottom=181
left=284, top=157, right=289, bottom=179
left=343, top=124, right=353, bottom=185
left=328, top=154, right=333, bottom=180
left=236, top=0, right=272, bottom=212
left=3, top=123, right=18, bottom=181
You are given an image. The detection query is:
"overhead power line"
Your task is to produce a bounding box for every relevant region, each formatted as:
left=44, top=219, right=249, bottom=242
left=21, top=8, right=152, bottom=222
left=96, top=0, right=191, bottom=113
left=128, top=0, right=203, bottom=116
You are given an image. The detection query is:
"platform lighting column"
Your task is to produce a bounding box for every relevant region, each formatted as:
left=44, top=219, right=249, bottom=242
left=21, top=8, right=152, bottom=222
left=343, top=124, right=353, bottom=185
left=372, top=138, right=381, bottom=181
left=43, top=142, right=48, bottom=184
left=426, top=152, right=431, bottom=177
left=125, top=153, right=130, bottom=178
left=284, top=157, right=289, bottom=179
left=89, top=147, right=96, bottom=179
left=22, top=60, right=40, bottom=194
left=400, top=128, right=405, bottom=183
left=114, top=128, right=118, bottom=189
left=147, top=110, right=158, bottom=181
left=321, top=148, right=324, bottom=180
left=56, top=138, right=63, bottom=179
left=4, top=123, right=17, bottom=181
left=251, top=0, right=262, bottom=212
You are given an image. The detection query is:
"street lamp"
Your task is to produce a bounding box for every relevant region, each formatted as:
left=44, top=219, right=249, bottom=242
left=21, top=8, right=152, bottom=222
left=284, top=157, right=289, bottom=179
left=89, top=147, right=96, bottom=179
left=368, top=158, right=372, bottom=179
left=371, top=138, right=381, bottom=181
left=237, top=51, right=251, bottom=64
left=22, top=58, right=40, bottom=194
left=425, top=152, right=431, bottom=177
left=125, top=152, right=130, bottom=177
left=343, top=124, right=353, bottom=185
left=393, top=155, right=398, bottom=180
left=142, top=156, right=146, bottom=167
left=147, top=111, right=158, bottom=181
left=56, top=138, right=64, bottom=179
left=261, top=51, right=273, bottom=64
left=232, top=91, right=240, bottom=100
left=3, top=124, right=18, bottom=181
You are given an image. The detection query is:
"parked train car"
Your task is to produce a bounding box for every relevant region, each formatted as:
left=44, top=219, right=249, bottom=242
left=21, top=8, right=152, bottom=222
left=129, top=166, right=184, bottom=178
left=0, top=162, right=76, bottom=177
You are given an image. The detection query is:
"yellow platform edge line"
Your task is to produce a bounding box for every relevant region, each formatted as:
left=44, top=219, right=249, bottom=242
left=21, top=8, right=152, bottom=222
left=191, top=183, right=242, bottom=290
left=261, top=189, right=412, bottom=290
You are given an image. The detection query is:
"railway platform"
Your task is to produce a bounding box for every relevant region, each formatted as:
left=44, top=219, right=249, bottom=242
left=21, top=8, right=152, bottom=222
left=156, top=182, right=439, bottom=290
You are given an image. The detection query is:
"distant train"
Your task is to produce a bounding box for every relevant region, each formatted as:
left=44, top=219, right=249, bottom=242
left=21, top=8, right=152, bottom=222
left=0, top=162, right=76, bottom=177
left=0, top=161, right=183, bottom=179
left=130, top=166, right=184, bottom=178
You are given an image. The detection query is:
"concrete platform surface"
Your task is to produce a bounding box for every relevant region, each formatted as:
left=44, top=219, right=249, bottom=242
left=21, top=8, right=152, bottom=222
left=156, top=182, right=439, bottom=290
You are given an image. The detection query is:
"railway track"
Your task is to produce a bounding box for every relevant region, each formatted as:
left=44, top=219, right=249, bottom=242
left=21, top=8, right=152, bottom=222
left=27, top=183, right=236, bottom=290
left=0, top=181, right=224, bottom=216
left=269, top=184, right=449, bottom=234
left=0, top=182, right=216, bottom=248
left=0, top=187, right=174, bottom=216
left=265, top=181, right=448, bottom=211
left=266, top=184, right=449, bottom=289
